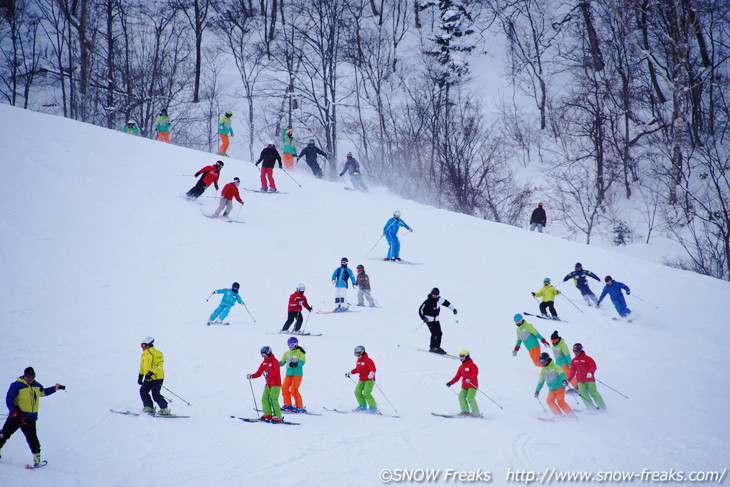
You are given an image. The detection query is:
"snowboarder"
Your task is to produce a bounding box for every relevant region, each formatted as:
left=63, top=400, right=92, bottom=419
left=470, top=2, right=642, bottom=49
left=529, top=202, right=546, bottom=232
left=418, top=288, right=458, bottom=355
left=565, top=343, right=607, bottom=411
left=597, top=276, right=631, bottom=318
left=255, top=140, right=283, bottom=192
left=445, top=350, right=480, bottom=417
left=535, top=352, right=575, bottom=418
left=186, top=160, right=223, bottom=199
left=121, top=120, right=139, bottom=135
left=345, top=345, right=378, bottom=413
left=217, top=110, right=234, bottom=156
left=331, top=257, right=356, bottom=312
left=281, top=283, right=313, bottom=333
left=550, top=331, right=577, bottom=387
left=339, top=152, right=368, bottom=191
left=532, top=277, right=561, bottom=320
left=0, top=367, right=64, bottom=468
left=212, top=177, right=244, bottom=218
left=155, top=109, right=171, bottom=143
left=138, top=337, right=169, bottom=415
left=297, top=139, right=326, bottom=178
left=279, top=337, right=306, bottom=412
left=383, top=210, right=413, bottom=261
left=562, top=263, right=600, bottom=306
left=247, top=346, right=283, bottom=422
left=355, top=265, right=376, bottom=307
left=512, top=313, right=550, bottom=367
left=209, top=282, right=244, bottom=324
left=281, top=126, right=297, bottom=170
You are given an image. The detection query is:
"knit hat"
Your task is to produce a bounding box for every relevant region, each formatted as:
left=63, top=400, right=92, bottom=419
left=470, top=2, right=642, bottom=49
left=551, top=330, right=560, bottom=340
left=24, top=367, right=36, bottom=378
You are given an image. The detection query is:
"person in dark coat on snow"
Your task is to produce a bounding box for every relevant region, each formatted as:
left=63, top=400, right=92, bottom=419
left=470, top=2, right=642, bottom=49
left=562, top=262, right=601, bottom=306
left=597, top=276, right=632, bottom=318
left=418, top=288, right=457, bottom=355
left=297, top=139, right=327, bottom=178
left=530, top=202, right=546, bottom=232
left=255, top=141, right=283, bottom=192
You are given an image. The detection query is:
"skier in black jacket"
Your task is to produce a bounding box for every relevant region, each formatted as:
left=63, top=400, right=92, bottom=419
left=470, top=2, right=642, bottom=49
left=255, top=141, right=283, bottom=192
left=562, top=262, right=601, bottom=306
left=297, top=139, right=327, bottom=178
left=530, top=203, right=546, bottom=232
left=418, top=288, right=457, bottom=355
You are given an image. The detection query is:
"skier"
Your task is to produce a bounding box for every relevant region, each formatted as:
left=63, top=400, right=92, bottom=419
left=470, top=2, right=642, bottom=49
left=138, top=337, right=169, bottom=415
left=212, top=177, right=244, bottom=218
left=339, top=152, right=368, bottom=191
left=297, top=139, right=326, bottom=178
left=562, top=263, right=600, bottom=306
left=445, top=350, right=480, bottom=417
left=529, top=202, right=546, bottom=232
left=255, top=140, right=283, bottom=192
left=532, top=277, right=561, bottom=320
left=0, top=367, right=64, bottom=468
left=331, top=257, right=356, bottom=312
left=209, top=282, right=244, bottom=324
left=355, top=265, right=376, bottom=307
left=186, top=160, right=223, bottom=199
left=280, top=283, right=313, bottom=333
left=418, top=287, right=458, bottom=355
left=383, top=210, right=413, bottom=261
left=155, top=109, right=171, bottom=143
left=121, top=120, right=139, bottom=135
left=217, top=110, right=234, bottom=156
left=247, top=346, right=283, bottom=422
left=597, top=276, right=631, bottom=318
left=550, top=331, right=577, bottom=387
left=345, top=345, right=378, bottom=413
left=279, top=337, right=307, bottom=413
left=565, top=343, right=607, bottom=411
left=512, top=313, right=550, bottom=367
left=281, top=126, right=297, bottom=170
left=535, top=352, right=575, bottom=418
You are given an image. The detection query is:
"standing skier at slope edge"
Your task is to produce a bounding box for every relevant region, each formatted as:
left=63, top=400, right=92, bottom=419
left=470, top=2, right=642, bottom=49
left=418, top=288, right=457, bottom=355
left=445, top=350, right=480, bottom=417
left=562, top=263, right=601, bottom=306
left=346, top=345, right=378, bottom=413
left=280, top=283, right=313, bottom=333
left=255, top=140, right=283, bottom=192
left=209, top=282, right=244, bottom=324
left=529, top=202, right=546, bottom=232
left=331, top=257, right=357, bottom=312
left=383, top=210, right=413, bottom=261
left=355, top=265, right=376, bottom=307
left=512, top=313, right=550, bottom=367
left=247, top=346, right=283, bottom=423
left=217, top=110, right=234, bottom=156
left=281, top=126, right=297, bottom=170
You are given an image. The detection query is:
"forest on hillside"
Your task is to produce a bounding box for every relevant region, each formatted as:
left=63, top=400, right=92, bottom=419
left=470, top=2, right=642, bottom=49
left=1, top=0, right=728, bottom=279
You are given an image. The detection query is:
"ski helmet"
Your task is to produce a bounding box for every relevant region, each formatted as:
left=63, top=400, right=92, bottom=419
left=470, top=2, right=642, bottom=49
left=393, top=210, right=401, bottom=219
left=347, top=152, right=353, bottom=158
left=232, top=282, right=240, bottom=293
left=513, top=313, right=523, bottom=323
left=260, top=346, right=272, bottom=356
left=225, top=110, right=233, bottom=116
left=268, top=139, right=275, bottom=146
left=287, top=337, right=299, bottom=347
left=458, top=350, right=470, bottom=360
left=354, top=345, right=365, bottom=356
left=296, top=283, right=306, bottom=292
left=573, top=343, right=584, bottom=353
left=160, top=109, right=167, bottom=115
left=127, top=120, right=136, bottom=125
left=575, top=262, right=582, bottom=269
left=543, top=277, right=551, bottom=283
left=605, top=275, right=613, bottom=283
left=550, top=330, right=560, bottom=343
left=308, top=139, right=315, bottom=145
left=341, top=257, right=349, bottom=265
left=538, top=202, right=543, bottom=206
left=142, top=336, right=155, bottom=347
left=430, top=287, right=440, bottom=296
left=233, top=177, right=240, bottom=183
left=539, top=352, right=551, bottom=365
left=356, top=265, right=364, bottom=271
left=215, top=160, right=224, bottom=167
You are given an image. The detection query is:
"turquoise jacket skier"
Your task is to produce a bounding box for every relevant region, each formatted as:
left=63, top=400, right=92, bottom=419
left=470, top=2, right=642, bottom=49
left=209, top=283, right=243, bottom=322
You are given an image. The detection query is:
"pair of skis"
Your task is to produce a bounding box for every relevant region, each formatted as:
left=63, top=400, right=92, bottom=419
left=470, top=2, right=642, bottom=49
left=109, top=409, right=190, bottom=418
left=322, top=407, right=399, bottom=418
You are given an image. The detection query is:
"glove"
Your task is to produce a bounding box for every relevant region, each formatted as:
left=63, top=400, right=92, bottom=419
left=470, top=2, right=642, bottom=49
left=367, top=371, right=375, bottom=379
left=354, top=171, right=359, bottom=175
left=556, top=291, right=560, bottom=295
left=194, top=172, right=201, bottom=177
left=409, top=228, right=414, bottom=232
left=145, top=372, right=153, bottom=381
left=626, top=291, right=630, bottom=295
left=465, top=379, right=472, bottom=384
left=240, top=201, right=245, bottom=205
left=541, top=339, right=549, bottom=346
left=263, top=371, right=269, bottom=377
left=137, top=374, right=143, bottom=385
left=345, top=372, right=351, bottom=378
left=246, top=374, right=252, bottom=379
left=596, top=302, right=601, bottom=308
left=289, top=362, right=298, bottom=368
left=512, top=346, right=520, bottom=357
left=57, top=384, right=66, bottom=390
left=279, top=164, right=283, bottom=169
left=453, top=309, right=458, bottom=315
left=255, top=163, right=260, bottom=167
left=562, top=380, right=569, bottom=386
left=445, top=382, right=452, bottom=387
left=586, top=372, right=593, bottom=379
left=308, top=307, right=313, bottom=312
left=534, top=391, right=539, bottom=398
left=531, top=292, right=536, bottom=297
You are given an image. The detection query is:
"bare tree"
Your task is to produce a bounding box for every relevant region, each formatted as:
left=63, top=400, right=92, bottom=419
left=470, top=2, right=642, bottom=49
left=171, top=0, right=211, bottom=103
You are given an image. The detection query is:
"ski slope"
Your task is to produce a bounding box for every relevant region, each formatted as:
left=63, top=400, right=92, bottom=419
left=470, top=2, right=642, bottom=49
left=0, top=104, right=728, bottom=486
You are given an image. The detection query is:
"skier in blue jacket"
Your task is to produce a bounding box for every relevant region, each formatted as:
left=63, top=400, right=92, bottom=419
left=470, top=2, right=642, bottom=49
left=209, top=282, right=244, bottom=324
left=383, top=210, right=413, bottom=261
left=562, top=262, right=601, bottom=306
left=597, top=276, right=631, bottom=318
left=331, top=257, right=357, bottom=312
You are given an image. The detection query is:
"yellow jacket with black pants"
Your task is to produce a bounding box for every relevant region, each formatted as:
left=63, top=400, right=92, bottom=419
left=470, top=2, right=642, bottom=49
left=1, top=376, right=58, bottom=455
left=139, top=346, right=168, bottom=412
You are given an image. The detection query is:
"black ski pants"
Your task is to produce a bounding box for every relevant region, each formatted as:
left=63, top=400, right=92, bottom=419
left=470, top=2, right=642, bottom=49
left=140, top=379, right=168, bottom=410
left=0, top=415, right=41, bottom=454
left=305, top=160, right=322, bottom=178
left=427, top=321, right=443, bottom=349
left=539, top=301, right=558, bottom=317
left=281, top=311, right=303, bottom=332
left=186, top=180, right=209, bottom=199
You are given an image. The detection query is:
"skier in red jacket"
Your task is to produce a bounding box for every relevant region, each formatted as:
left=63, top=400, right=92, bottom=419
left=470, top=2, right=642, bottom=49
left=247, top=346, right=283, bottom=422
left=280, top=283, right=313, bottom=333
left=186, top=161, right=223, bottom=199
left=446, top=350, right=480, bottom=417
left=345, top=345, right=378, bottom=413
left=565, top=343, right=607, bottom=411
left=212, top=177, right=244, bottom=218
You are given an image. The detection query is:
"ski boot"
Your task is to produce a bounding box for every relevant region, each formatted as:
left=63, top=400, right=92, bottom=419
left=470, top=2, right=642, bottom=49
left=269, top=188, right=278, bottom=193
left=293, top=407, right=306, bottom=413
left=354, top=405, right=367, bottom=412
left=157, top=408, right=171, bottom=416
left=260, top=187, right=268, bottom=192
left=356, top=303, right=365, bottom=307
left=142, top=407, right=155, bottom=415
left=281, top=405, right=294, bottom=412
left=271, top=417, right=283, bottom=423
left=366, top=407, right=380, bottom=414
left=260, top=414, right=272, bottom=422
left=33, top=454, right=42, bottom=468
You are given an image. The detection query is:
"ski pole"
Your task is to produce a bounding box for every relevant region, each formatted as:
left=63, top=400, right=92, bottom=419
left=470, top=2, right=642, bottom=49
left=247, top=376, right=259, bottom=414
left=339, top=174, right=354, bottom=190
left=281, top=168, right=302, bottom=187
left=558, top=292, right=584, bottom=313
left=235, top=203, right=244, bottom=219
left=301, top=310, right=312, bottom=333
left=535, top=394, right=547, bottom=412
left=596, top=379, right=629, bottom=399
left=182, top=174, right=196, bottom=177
left=206, top=292, right=215, bottom=302
left=628, top=294, right=658, bottom=308
left=364, top=234, right=384, bottom=258
left=161, top=386, right=191, bottom=406
left=466, top=380, right=504, bottom=409
left=396, top=322, right=424, bottom=348
left=373, top=381, right=399, bottom=415
left=565, top=383, right=598, bottom=410
left=242, top=302, right=257, bottom=322
left=322, top=281, right=335, bottom=305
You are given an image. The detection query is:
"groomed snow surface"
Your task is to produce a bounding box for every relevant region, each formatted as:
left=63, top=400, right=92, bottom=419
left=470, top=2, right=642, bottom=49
left=1, top=104, right=728, bottom=486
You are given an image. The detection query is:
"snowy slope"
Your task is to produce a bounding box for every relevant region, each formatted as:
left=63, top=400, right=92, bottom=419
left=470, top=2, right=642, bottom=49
left=1, top=104, right=728, bottom=486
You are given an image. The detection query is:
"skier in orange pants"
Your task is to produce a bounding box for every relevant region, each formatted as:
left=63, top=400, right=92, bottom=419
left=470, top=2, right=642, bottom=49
left=280, top=337, right=307, bottom=412
left=535, top=352, right=575, bottom=418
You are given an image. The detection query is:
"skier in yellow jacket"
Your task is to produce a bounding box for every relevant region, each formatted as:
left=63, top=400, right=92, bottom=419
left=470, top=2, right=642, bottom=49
left=138, top=336, right=169, bottom=415
left=532, top=277, right=561, bottom=320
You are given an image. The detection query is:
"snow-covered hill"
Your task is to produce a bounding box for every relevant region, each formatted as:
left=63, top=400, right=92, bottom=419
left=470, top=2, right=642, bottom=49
left=1, top=104, right=728, bottom=486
